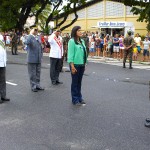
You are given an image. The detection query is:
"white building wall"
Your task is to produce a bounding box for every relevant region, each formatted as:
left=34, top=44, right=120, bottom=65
left=87, top=2, right=104, bottom=18
left=70, top=1, right=135, bottom=19
left=106, top=1, right=124, bottom=17
left=126, top=6, right=134, bottom=16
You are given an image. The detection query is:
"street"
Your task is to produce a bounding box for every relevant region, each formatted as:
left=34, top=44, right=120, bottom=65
left=0, top=51, right=150, bottom=150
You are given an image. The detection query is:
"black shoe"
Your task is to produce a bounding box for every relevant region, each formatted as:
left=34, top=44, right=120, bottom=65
left=129, top=63, right=133, bottom=69
left=145, top=122, right=150, bottom=128
left=36, top=87, right=44, bottom=90
left=1, top=97, right=10, bottom=101
left=146, top=118, right=150, bottom=123
left=123, top=63, right=126, bottom=68
left=80, top=101, right=86, bottom=105
left=73, top=102, right=81, bottom=106
left=32, top=89, right=38, bottom=92
left=52, top=82, right=57, bottom=85
left=56, top=81, right=63, bottom=84
left=15, top=53, right=18, bottom=55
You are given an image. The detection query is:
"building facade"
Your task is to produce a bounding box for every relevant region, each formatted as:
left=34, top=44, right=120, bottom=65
left=58, top=0, right=147, bottom=36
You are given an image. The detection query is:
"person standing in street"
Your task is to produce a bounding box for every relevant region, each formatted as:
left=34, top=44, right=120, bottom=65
left=123, top=31, right=134, bottom=69
left=82, top=32, right=89, bottom=56
left=48, top=30, right=64, bottom=85
left=68, top=26, right=87, bottom=106
left=25, top=28, right=44, bottom=92
left=0, top=36, right=10, bottom=103
left=63, top=33, right=70, bottom=61
left=11, top=31, right=18, bottom=55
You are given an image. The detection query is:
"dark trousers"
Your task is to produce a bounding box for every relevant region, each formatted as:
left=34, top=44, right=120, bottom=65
left=50, top=57, right=61, bottom=83
left=71, top=65, right=85, bottom=104
left=0, top=67, right=6, bottom=98
left=11, top=43, right=18, bottom=54
left=28, top=63, right=41, bottom=90
left=123, top=49, right=133, bottom=64
left=59, top=57, right=64, bottom=72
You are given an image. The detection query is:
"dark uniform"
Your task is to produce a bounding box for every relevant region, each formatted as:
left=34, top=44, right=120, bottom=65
left=63, top=35, right=70, bottom=61
left=123, top=34, right=134, bottom=69
left=11, top=33, right=18, bottom=55
left=82, top=34, right=89, bottom=56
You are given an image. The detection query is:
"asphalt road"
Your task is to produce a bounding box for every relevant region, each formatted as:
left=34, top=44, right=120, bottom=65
left=0, top=52, right=150, bottom=150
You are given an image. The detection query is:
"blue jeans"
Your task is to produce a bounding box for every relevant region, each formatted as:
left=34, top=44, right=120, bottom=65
left=70, top=65, right=85, bottom=104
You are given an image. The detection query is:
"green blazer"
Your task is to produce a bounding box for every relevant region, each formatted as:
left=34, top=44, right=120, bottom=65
left=67, top=38, right=87, bottom=65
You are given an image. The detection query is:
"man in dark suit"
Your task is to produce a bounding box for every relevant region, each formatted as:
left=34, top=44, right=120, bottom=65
left=25, top=28, right=44, bottom=92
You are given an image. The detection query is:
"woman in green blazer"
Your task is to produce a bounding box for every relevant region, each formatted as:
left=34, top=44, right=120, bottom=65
left=68, top=26, right=87, bottom=106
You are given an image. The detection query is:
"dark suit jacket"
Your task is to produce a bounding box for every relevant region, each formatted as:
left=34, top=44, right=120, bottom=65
left=25, top=35, right=43, bottom=63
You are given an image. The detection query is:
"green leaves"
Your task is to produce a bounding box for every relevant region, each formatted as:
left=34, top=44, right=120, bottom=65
left=123, top=0, right=150, bottom=31
left=0, top=0, right=87, bottom=31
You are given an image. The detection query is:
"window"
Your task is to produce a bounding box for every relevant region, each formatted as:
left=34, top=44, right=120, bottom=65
left=87, top=2, right=104, bottom=18
left=106, top=1, right=124, bottom=17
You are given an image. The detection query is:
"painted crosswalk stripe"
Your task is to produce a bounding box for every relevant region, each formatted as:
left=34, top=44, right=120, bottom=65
left=6, top=81, right=17, bottom=86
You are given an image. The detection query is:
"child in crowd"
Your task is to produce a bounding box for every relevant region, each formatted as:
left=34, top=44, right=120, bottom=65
left=133, top=44, right=138, bottom=61
left=103, top=34, right=109, bottom=58
left=142, top=36, right=150, bottom=62
left=89, top=37, right=96, bottom=57
left=119, top=35, right=124, bottom=59
left=95, top=35, right=101, bottom=56
left=107, top=36, right=113, bottom=57
left=113, top=34, right=120, bottom=59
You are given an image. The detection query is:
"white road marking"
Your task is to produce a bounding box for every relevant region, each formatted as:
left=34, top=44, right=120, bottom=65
left=6, top=81, right=17, bottom=86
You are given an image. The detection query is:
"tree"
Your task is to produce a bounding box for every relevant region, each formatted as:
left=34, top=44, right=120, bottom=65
left=0, top=0, right=87, bottom=32
left=123, top=0, right=150, bottom=31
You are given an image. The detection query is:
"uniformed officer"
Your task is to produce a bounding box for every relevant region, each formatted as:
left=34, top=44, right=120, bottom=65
left=123, top=31, right=134, bottom=69
left=63, top=33, right=70, bottom=61
left=82, top=32, right=89, bottom=56
left=11, top=31, right=18, bottom=55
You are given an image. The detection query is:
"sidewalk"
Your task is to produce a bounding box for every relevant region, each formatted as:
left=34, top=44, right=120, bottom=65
left=88, top=56, right=150, bottom=65
left=7, top=46, right=150, bottom=66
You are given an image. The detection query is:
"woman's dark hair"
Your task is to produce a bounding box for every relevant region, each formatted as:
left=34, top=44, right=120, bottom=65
left=71, top=26, right=82, bottom=44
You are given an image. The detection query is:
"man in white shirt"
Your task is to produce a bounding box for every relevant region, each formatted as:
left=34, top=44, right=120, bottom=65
left=0, top=37, right=10, bottom=103
left=48, top=30, right=64, bottom=85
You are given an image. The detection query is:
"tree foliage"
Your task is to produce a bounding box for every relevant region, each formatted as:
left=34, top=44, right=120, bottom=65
left=123, top=0, right=150, bottom=31
left=0, top=0, right=87, bottom=32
